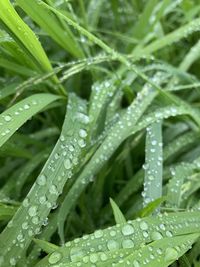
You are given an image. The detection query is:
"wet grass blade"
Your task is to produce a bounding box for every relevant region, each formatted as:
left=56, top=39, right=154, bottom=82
left=36, top=211, right=200, bottom=266
left=110, top=198, right=126, bottom=224
left=142, top=121, right=163, bottom=209
left=0, top=0, right=54, bottom=74
left=16, top=0, right=84, bottom=58
left=0, top=94, right=89, bottom=265
left=0, top=94, right=61, bottom=148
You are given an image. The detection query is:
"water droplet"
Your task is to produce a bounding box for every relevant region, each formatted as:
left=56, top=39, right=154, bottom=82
left=22, top=222, right=28, bottom=230
left=143, top=231, right=149, bottom=238
left=37, top=174, right=47, bottom=186
left=151, top=140, right=157, bottom=145
left=94, top=230, right=103, bottom=238
left=122, top=239, right=134, bottom=248
left=107, top=240, right=119, bottom=250
left=23, top=198, right=29, bottom=207
left=122, top=224, right=134, bottom=236
left=49, top=184, right=58, bottom=195
left=60, top=135, right=65, bottom=142
left=78, top=139, right=86, bottom=148
left=157, top=248, right=163, bottom=255
left=69, top=145, right=75, bottom=152
left=151, top=231, right=163, bottom=240
left=100, top=253, right=107, bottom=261
left=140, top=221, right=148, bottom=230
left=166, top=230, right=173, bottom=237
left=4, top=115, right=12, bottom=122
left=28, top=206, right=37, bottom=217
left=110, top=230, right=116, bottom=237
left=39, top=196, right=46, bottom=204
left=24, top=104, right=30, bottom=110
left=76, top=113, right=90, bottom=124
left=159, top=223, right=166, bottom=230
left=48, top=251, right=62, bottom=264
left=79, top=129, right=87, bottom=138
left=42, top=217, right=48, bottom=226
left=89, top=254, right=98, bottom=263
left=133, top=260, right=140, bottom=267
left=70, top=247, right=84, bottom=262
left=164, top=248, right=178, bottom=262
left=32, top=216, right=39, bottom=225
left=64, top=159, right=72, bottom=170
left=17, top=233, right=24, bottom=242
left=10, top=257, right=16, bottom=266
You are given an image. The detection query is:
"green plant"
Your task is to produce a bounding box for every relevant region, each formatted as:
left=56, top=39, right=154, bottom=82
left=0, top=0, right=200, bottom=266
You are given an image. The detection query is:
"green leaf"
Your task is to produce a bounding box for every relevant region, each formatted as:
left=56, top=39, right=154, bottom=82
left=16, top=0, right=84, bottom=58
left=33, top=238, right=58, bottom=254
left=0, top=0, right=54, bottom=74
left=0, top=93, right=89, bottom=265
left=142, top=121, right=163, bottom=209
left=0, top=203, right=18, bottom=221
left=36, top=211, right=200, bottom=266
left=110, top=198, right=126, bottom=224
left=0, top=93, right=61, bottom=148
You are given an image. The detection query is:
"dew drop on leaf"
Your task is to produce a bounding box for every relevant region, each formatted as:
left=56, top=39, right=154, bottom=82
left=121, top=224, right=134, bottom=236
left=139, top=221, right=148, bottom=230
left=79, top=129, right=87, bottom=138
left=133, top=260, right=140, bottom=267
left=107, top=240, right=120, bottom=250
left=28, top=206, right=37, bottom=217
left=37, top=174, right=47, bottom=186
left=64, top=159, right=72, bottom=170
left=70, top=247, right=84, bottom=262
left=122, top=239, right=134, bottom=248
left=151, top=231, right=163, bottom=240
left=94, top=230, right=103, bottom=238
left=164, top=247, right=178, bottom=262
left=48, top=251, right=62, bottom=264
left=4, top=115, right=12, bottom=122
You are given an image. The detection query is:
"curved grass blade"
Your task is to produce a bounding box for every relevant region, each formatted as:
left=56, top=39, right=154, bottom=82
left=57, top=77, right=159, bottom=242
left=0, top=93, right=61, bottom=148
left=115, top=233, right=199, bottom=267
left=0, top=0, right=54, bottom=74
left=110, top=198, right=126, bottom=224
left=0, top=93, right=89, bottom=266
left=0, top=148, right=50, bottom=199
left=36, top=211, right=200, bottom=266
left=164, top=131, right=200, bottom=162
left=167, top=157, right=200, bottom=208
left=102, top=105, right=200, bottom=219
left=16, top=0, right=84, bottom=58
left=139, top=17, right=200, bottom=57
left=0, top=203, right=18, bottom=221
left=33, top=238, right=58, bottom=254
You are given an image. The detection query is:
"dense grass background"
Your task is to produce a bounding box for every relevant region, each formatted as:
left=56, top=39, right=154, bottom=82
left=0, top=0, right=200, bottom=266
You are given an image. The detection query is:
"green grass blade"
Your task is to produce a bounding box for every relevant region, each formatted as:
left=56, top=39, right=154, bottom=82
left=0, top=93, right=60, bottom=148
left=36, top=211, right=200, bottom=266
left=110, top=198, right=126, bottom=224
left=115, top=233, right=199, bottom=267
left=33, top=238, right=58, bottom=254
left=0, top=0, right=54, bottom=74
left=0, top=203, right=18, bottom=221
left=16, top=0, right=84, bottom=58
left=143, top=121, right=163, bottom=208
left=132, top=0, right=159, bottom=39
left=139, top=17, right=200, bottom=57
left=57, top=79, right=158, bottom=242
left=0, top=93, right=89, bottom=265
